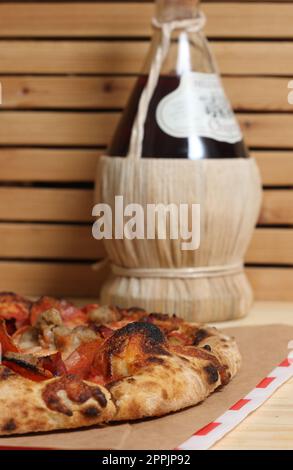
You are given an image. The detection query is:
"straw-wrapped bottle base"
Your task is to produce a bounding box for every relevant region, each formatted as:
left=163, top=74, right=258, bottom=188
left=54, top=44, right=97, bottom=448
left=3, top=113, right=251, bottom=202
left=100, top=271, right=253, bottom=322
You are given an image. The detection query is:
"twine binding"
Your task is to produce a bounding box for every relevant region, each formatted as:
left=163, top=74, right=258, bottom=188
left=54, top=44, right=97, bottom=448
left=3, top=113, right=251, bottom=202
left=151, top=11, right=206, bottom=33
left=110, top=262, right=244, bottom=279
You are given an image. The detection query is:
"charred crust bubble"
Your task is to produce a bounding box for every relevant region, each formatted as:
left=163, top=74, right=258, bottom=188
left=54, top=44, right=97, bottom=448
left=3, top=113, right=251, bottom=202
left=43, top=375, right=107, bottom=416
left=92, top=387, right=107, bottom=408
left=2, top=418, right=17, bottom=433
left=82, top=406, right=101, bottom=419
left=103, top=321, right=170, bottom=382
left=193, top=329, right=210, bottom=346
left=102, top=322, right=169, bottom=379
left=108, top=321, right=169, bottom=355
left=204, top=364, right=219, bottom=384
left=203, top=344, right=212, bottom=352
left=45, top=395, right=73, bottom=417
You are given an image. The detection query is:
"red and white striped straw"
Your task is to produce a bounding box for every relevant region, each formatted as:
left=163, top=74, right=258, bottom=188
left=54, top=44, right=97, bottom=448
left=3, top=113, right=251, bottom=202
left=176, top=357, right=293, bottom=450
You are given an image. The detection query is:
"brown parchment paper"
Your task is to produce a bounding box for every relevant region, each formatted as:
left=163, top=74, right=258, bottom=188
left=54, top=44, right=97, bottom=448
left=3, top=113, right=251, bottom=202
left=1, top=324, right=292, bottom=450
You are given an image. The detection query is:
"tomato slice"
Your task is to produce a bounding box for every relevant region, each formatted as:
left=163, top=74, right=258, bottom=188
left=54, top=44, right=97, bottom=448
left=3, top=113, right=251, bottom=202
left=65, top=340, right=101, bottom=379
left=0, top=320, right=19, bottom=354
left=39, top=352, right=67, bottom=376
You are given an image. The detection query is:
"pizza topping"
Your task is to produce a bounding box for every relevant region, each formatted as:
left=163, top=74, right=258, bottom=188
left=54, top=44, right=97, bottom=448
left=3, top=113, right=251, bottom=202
left=39, top=352, right=67, bottom=376
left=71, top=326, right=98, bottom=344
left=12, top=325, right=39, bottom=351
left=30, top=296, right=86, bottom=327
left=59, top=303, right=87, bottom=326
left=54, top=325, right=97, bottom=359
left=13, top=315, right=99, bottom=358
left=94, top=322, right=169, bottom=382
left=33, top=308, right=63, bottom=348
left=13, top=310, right=68, bottom=354
left=0, top=320, right=19, bottom=353
left=2, top=352, right=53, bottom=382
left=2, top=348, right=67, bottom=382
left=85, top=304, right=121, bottom=324
left=0, top=292, right=31, bottom=329
left=51, top=325, right=71, bottom=350
left=93, top=324, right=114, bottom=339
left=65, top=339, right=102, bottom=379
left=30, top=296, right=63, bottom=325
left=42, top=375, right=107, bottom=416
left=4, top=319, right=17, bottom=336
left=35, top=308, right=63, bottom=329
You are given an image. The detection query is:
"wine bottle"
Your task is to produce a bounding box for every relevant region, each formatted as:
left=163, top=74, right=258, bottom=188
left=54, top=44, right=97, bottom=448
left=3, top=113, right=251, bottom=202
left=108, top=0, right=249, bottom=159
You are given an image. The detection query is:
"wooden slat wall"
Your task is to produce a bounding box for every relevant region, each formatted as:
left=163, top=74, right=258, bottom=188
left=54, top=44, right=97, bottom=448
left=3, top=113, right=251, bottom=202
left=0, top=1, right=292, bottom=300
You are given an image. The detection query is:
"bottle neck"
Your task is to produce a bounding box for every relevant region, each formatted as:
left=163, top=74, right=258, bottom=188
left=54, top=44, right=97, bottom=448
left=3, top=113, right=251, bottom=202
left=155, top=0, right=200, bottom=23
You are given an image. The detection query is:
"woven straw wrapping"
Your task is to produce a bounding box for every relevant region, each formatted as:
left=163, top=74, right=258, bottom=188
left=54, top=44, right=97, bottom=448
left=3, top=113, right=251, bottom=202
left=94, top=156, right=262, bottom=322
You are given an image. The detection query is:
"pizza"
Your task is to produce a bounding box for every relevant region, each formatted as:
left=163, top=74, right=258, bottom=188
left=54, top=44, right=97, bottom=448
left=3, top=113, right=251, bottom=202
left=0, top=292, right=241, bottom=435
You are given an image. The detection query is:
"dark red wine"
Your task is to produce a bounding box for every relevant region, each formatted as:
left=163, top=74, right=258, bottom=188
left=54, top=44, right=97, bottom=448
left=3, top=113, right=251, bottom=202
left=108, top=75, right=249, bottom=159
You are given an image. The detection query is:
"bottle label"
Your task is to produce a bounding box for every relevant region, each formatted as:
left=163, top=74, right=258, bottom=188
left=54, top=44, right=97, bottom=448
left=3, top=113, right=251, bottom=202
left=156, top=72, right=242, bottom=143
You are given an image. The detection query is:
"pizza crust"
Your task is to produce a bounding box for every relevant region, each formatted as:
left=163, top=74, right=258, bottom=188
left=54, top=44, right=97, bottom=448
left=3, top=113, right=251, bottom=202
left=108, top=355, right=220, bottom=421
left=109, top=327, right=240, bottom=421
left=0, top=367, right=115, bottom=435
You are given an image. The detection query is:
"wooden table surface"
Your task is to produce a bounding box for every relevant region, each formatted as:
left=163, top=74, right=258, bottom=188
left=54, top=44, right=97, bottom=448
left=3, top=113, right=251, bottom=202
left=211, top=301, right=293, bottom=450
